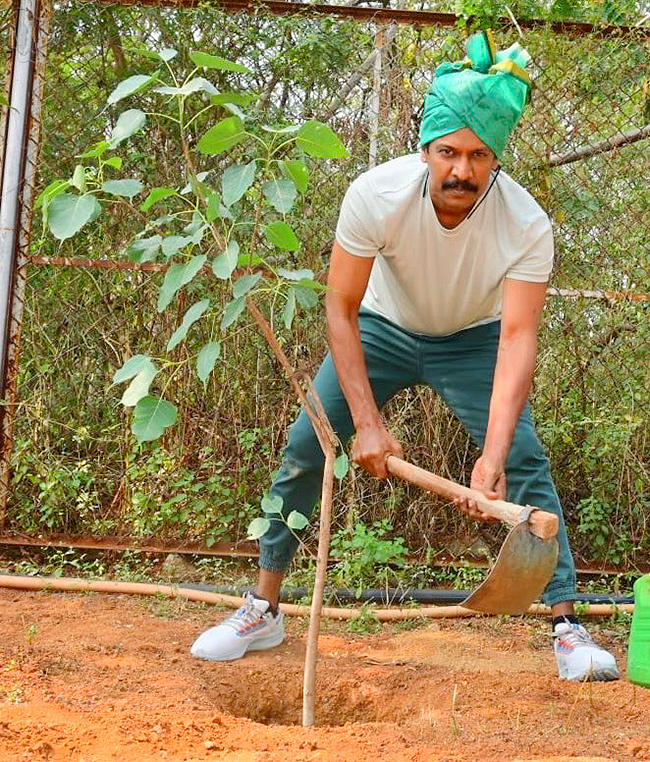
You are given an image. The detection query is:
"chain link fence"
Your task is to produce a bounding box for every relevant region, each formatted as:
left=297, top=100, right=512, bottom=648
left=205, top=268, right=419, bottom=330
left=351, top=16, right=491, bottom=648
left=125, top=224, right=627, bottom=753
left=3, top=1, right=649, bottom=567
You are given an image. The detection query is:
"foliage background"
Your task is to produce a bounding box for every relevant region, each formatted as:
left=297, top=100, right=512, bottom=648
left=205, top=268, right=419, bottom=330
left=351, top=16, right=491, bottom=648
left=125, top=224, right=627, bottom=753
left=3, top=0, right=649, bottom=569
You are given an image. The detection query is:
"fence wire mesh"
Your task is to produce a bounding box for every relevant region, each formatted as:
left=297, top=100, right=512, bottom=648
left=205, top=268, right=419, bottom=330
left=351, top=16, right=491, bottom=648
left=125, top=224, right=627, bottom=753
left=4, top=2, right=649, bottom=567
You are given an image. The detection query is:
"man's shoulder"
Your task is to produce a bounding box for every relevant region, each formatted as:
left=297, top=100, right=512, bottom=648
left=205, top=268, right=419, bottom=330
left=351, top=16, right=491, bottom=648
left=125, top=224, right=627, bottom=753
left=495, top=171, right=550, bottom=226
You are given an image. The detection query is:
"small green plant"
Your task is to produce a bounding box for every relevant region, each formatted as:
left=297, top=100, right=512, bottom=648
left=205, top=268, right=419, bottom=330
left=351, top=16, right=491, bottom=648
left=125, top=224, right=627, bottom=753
left=330, top=520, right=408, bottom=595
left=23, top=623, right=38, bottom=649
left=141, top=591, right=190, bottom=619
left=0, top=685, right=22, bottom=704
left=246, top=494, right=309, bottom=546
left=346, top=602, right=382, bottom=635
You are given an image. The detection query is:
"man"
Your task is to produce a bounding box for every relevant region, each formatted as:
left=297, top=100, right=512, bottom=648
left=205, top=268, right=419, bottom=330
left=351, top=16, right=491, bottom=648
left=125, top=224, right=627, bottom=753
left=191, top=31, right=618, bottom=681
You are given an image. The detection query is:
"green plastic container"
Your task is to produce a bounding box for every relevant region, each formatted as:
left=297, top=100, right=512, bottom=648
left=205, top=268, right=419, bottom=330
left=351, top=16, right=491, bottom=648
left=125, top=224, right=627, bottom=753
left=628, top=574, right=650, bottom=687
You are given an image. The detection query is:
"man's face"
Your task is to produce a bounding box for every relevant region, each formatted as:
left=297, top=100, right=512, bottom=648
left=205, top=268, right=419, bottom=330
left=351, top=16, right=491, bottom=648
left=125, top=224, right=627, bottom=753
left=420, top=128, right=499, bottom=224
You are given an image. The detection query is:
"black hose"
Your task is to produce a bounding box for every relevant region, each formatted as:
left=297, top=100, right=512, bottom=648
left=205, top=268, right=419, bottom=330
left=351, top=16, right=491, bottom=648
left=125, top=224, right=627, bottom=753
left=184, top=583, right=633, bottom=606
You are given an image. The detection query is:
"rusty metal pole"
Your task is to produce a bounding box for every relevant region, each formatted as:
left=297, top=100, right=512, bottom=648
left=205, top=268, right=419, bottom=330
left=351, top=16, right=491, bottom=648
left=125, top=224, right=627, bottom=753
left=368, top=24, right=383, bottom=169
left=0, top=0, right=50, bottom=527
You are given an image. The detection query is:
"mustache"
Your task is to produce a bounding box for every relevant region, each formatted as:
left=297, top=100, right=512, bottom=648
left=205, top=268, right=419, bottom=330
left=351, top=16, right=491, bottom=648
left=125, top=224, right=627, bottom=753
left=442, top=178, right=478, bottom=193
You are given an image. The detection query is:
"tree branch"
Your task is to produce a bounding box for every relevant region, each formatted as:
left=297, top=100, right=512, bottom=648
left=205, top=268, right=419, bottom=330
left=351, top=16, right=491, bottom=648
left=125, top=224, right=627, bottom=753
left=548, top=123, right=650, bottom=167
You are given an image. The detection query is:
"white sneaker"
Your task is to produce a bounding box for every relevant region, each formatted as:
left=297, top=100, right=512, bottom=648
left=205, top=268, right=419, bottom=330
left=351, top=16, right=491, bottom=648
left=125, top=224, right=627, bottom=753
left=191, top=593, right=284, bottom=661
left=553, top=621, right=619, bottom=681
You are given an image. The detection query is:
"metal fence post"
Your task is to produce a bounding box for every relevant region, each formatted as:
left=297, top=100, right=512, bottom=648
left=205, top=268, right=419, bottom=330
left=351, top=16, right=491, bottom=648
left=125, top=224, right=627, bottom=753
left=0, top=0, right=51, bottom=528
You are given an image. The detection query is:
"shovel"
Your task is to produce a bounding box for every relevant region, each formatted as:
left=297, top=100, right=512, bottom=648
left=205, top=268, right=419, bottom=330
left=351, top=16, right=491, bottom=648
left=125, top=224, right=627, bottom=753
left=386, top=455, right=559, bottom=615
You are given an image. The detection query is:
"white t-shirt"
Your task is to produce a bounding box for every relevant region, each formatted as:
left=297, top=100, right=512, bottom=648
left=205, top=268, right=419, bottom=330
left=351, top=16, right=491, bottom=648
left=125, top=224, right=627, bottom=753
left=335, top=153, right=554, bottom=337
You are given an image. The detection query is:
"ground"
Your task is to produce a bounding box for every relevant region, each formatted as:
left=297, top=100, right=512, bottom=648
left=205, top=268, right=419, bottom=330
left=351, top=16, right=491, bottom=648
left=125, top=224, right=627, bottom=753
left=1, top=588, right=649, bottom=762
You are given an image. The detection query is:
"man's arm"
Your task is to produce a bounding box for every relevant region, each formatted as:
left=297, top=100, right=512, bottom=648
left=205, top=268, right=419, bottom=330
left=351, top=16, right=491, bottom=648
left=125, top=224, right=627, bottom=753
left=456, top=277, right=548, bottom=519
left=326, top=241, right=403, bottom=477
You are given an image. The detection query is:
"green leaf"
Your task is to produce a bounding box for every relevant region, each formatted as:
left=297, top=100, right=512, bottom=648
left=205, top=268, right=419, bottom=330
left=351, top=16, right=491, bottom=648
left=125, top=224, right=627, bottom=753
left=180, top=171, right=210, bottom=195
left=283, top=288, right=296, bottom=330
left=287, top=511, right=309, bottom=531
left=261, top=495, right=283, bottom=514
left=279, top=159, right=309, bottom=192
left=262, top=179, right=296, bottom=214
left=232, top=271, right=262, bottom=299
left=167, top=299, right=210, bottom=352
left=161, top=235, right=192, bottom=258
left=104, top=156, right=123, bottom=169
left=247, top=517, right=271, bottom=541
left=131, top=396, right=177, bottom=443
left=261, top=124, right=300, bottom=134
left=157, top=254, right=207, bottom=312
left=47, top=193, right=100, bottom=240
left=297, top=120, right=348, bottom=158
left=222, top=161, right=256, bottom=207
left=154, top=77, right=218, bottom=96
left=107, top=72, right=159, bottom=105
left=158, top=47, right=178, bottom=62
left=296, top=277, right=325, bottom=291
left=334, top=452, right=350, bottom=479
left=221, top=102, right=247, bottom=120
left=126, top=235, right=162, bottom=263
left=121, top=362, right=158, bottom=407
left=220, top=296, right=246, bottom=330
left=205, top=192, right=220, bottom=223
left=237, top=252, right=262, bottom=267
left=210, top=92, right=258, bottom=107
left=71, top=165, right=87, bottom=193
left=101, top=179, right=143, bottom=199
left=294, top=284, right=319, bottom=309
left=187, top=223, right=206, bottom=245
left=189, top=51, right=250, bottom=73
left=212, top=240, right=240, bottom=280
left=78, top=141, right=110, bottom=159
left=141, top=187, right=176, bottom=212
left=109, top=109, right=146, bottom=148
left=264, top=221, right=299, bottom=251
left=277, top=267, right=314, bottom=281
left=35, top=179, right=70, bottom=210
left=196, top=341, right=221, bottom=384
left=112, top=354, right=156, bottom=385
left=197, top=117, right=246, bottom=155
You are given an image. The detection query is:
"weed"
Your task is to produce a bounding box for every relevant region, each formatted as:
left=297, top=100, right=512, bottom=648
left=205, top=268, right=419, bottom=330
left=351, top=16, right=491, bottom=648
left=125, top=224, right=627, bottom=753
left=392, top=616, right=429, bottom=633
left=23, top=623, right=38, bottom=649
left=449, top=683, right=462, bottom=736
left=0, top=685, right=22, bottom=704
left=140, top=592, right=190, bottom=620
left=330, top=520, right=408, bottom=595
left=345, top=602, right=382, bottom=635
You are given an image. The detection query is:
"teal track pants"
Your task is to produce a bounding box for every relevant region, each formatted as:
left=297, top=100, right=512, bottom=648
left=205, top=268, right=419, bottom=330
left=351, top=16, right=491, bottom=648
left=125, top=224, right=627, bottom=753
left=259, top=309, right=576, bottom=606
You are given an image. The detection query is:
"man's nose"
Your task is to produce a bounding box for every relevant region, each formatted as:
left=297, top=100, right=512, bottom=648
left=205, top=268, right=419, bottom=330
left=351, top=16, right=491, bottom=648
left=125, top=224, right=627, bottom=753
left=451, top=155, right=472, bottom=180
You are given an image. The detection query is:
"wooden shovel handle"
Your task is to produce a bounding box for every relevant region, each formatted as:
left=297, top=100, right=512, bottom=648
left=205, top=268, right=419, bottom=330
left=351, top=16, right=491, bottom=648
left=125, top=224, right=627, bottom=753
left=385, top=455, right=558, bottom=542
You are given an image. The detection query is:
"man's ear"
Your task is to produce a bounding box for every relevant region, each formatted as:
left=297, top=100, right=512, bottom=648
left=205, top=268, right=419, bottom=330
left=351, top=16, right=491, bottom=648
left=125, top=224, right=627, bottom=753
left=420, top=145, right=430, bottom=163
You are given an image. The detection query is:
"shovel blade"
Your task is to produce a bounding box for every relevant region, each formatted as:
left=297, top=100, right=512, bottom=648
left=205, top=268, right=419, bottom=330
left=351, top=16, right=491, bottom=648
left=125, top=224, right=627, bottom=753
left=462, top=522, right=559, bottom=615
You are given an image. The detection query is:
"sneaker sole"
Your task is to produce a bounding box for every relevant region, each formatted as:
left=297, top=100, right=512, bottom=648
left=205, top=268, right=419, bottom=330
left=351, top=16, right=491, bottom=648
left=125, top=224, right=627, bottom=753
left=561, top=667, right=620, bottom=682
left=247, top=630, right=285, bottom=652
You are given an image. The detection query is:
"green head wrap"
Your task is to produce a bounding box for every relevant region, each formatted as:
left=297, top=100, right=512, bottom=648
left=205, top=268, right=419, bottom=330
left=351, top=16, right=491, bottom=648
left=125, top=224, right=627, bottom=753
left=419, top=30, right=531, bottom=159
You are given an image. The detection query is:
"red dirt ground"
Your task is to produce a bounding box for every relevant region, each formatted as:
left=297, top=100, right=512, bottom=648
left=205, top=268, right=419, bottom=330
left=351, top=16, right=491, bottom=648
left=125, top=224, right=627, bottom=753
left=1, top=588, right=649, bottom=762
